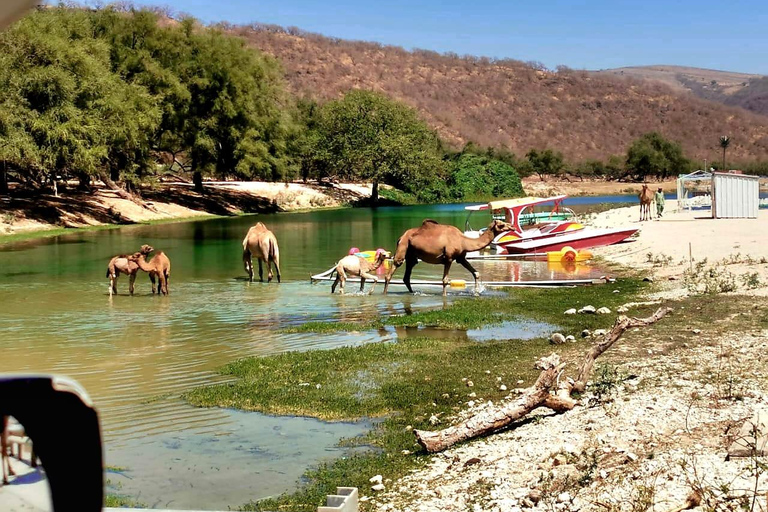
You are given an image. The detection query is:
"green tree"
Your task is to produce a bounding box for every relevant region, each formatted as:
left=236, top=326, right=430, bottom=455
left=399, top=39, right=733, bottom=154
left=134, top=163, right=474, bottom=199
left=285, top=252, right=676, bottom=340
left=447, top=153, right=522, bottom=201
left=310, top=90, right=444, bottom=203
left=625, top=132, right=689, bottom=181
left=526, top=149, right=564, bottom=180
left=0, top=8, right=161, bottom=194
left=93, top=8, right=297, bottom=191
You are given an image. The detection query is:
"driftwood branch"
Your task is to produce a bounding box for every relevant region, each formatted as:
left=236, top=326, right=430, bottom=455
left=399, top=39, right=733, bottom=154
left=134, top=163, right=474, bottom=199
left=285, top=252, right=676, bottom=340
left=414, top=307, right=672, bottom=453
left=99, top=172, right=157, bottom=212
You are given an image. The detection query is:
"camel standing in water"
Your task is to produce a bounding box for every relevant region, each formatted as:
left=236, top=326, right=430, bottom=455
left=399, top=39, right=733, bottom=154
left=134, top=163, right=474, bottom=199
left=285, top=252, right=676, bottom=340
left=331, top=249, right=391, bottom=295
left=106, top=254, right=141, bottom=295
left=639, top=184, right=653, bottom=221
left=384, top=219, right=513, bottom=296
left=128, top=245, right=171, bottom=295
left=242, top=222, right=281, bottom=283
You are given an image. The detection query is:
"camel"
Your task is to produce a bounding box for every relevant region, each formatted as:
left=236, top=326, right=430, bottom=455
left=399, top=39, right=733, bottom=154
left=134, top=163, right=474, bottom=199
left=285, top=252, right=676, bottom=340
left=639, top=183, right=653, bottom=221
left=383, top=219, right=514, bottom=296
left=128, top=245, right=171, bottom=295
left=242, top=222, right=281, bottom=283
left=106, top=253, right=141, bottom=295
left=331, top=248, right=391, bottom=295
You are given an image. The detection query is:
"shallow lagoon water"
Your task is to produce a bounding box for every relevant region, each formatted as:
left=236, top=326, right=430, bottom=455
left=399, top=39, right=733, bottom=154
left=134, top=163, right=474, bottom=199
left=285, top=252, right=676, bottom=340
left=0, top=203, right=609, bottom=508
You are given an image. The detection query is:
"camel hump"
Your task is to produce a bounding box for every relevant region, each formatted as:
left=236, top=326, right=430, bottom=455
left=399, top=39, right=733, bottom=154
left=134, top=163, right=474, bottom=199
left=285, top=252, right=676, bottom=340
left=421, top=219, right=440, bottom=226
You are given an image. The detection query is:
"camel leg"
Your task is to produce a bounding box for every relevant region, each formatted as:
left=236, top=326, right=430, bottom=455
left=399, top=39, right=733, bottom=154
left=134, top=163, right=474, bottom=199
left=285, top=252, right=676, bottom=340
left=149, top=273, right=157, bottom=294
left=457, top=257, right=480, bottom=293
left=164, top=271, right=170, bottom=295
left=129, top=273, right=136, bottom=295
left=109, top=275, right=117, bottom=296
left=267, top=260, right=274, bottom=283
left=273, top=256, right=281, bottom=283
left=403, top=257, right=418, bottom=294
left=244, top=255, right=253, bottom=282
left=441, top=261, right=453, bottom=297
left=158, top=274, right=167, bottom=295
left=361, top=271, right=379, bottom=295
left=258, top=260, right=264, bottom=282
left=331, top=274, right=341, bottom=294
left=383, top=260, right=402, bottom=295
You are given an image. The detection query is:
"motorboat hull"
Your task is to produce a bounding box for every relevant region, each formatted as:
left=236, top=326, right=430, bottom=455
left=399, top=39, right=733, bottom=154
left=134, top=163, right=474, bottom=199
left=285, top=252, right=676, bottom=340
left=495, top=227, right=639, bottom=254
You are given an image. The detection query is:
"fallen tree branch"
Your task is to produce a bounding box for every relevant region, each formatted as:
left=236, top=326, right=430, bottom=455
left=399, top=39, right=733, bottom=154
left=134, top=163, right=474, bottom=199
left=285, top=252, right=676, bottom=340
left=415, top=354, right=565, bottom=453
left=414, top=307, right=672, bottom=453
left=98, top=172, right=158, bottom=212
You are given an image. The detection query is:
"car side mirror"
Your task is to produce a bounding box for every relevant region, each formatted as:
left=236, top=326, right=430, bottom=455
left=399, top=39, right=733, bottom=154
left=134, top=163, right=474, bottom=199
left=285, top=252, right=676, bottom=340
left=1, top=375, right=103, bottom=511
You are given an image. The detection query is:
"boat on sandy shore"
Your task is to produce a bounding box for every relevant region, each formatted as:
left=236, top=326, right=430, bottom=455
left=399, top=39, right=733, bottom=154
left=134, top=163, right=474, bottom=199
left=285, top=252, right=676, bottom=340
left=464, top=195, right=639, bottom=255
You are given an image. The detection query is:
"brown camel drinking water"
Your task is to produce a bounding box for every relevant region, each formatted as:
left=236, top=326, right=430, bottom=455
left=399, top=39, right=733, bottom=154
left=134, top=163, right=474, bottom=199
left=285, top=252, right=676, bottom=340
left=106, top=254, right=141, bottom=295
left=242, top=222, right=281, bottom=283
left=639, top=184, right=653, bottom=221
left=331, top=248, right=391, bottom=295
left=383, top=219, right=514, bottom=296
left=128, top=245, right=171, bottom=295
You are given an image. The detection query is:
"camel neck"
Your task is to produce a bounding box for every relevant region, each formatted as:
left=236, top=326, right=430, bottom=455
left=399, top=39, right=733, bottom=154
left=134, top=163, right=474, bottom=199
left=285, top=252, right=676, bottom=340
left=464, top=230, right=496, bottom=252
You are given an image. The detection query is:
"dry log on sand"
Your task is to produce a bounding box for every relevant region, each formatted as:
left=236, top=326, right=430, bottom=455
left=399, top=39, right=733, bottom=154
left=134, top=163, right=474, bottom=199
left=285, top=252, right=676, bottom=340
left=414, top=307, right=672, bottom=453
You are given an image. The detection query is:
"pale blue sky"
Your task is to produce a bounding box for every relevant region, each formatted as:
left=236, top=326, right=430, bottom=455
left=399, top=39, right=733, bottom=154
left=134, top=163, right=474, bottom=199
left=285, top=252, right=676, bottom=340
left=126, top=0, right=768, bottom=74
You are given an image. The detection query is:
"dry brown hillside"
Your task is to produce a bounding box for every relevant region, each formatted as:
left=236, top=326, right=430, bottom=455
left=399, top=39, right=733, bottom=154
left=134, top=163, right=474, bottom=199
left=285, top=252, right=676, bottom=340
left=229, top=24, right=768, bottom=163
left=594, top=65, right=768, bottom=117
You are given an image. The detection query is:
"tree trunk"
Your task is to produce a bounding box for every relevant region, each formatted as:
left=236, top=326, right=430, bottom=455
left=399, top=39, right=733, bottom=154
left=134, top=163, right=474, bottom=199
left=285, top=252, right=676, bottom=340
left=0, top=162, right=7, bottom=195
left=413, top=307, right=672, bottom=453
left=78, top=173, right=91, bottom=192
left=371, top=180, right=379, bottom=205
left=193, top=170, right=203, bottom=193
left=99, top=171, right=156, bottom=212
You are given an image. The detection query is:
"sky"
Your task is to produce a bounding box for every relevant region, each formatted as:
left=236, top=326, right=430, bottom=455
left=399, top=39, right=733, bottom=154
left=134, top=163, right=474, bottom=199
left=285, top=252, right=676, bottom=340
left=125, top=0, right=768, bottom=74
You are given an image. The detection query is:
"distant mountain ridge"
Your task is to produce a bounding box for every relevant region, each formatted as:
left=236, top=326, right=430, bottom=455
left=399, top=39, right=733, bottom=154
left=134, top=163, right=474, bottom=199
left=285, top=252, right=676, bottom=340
left=230, top=24, right=768, bottom=163
left=592, top=65, right=768, bottom=117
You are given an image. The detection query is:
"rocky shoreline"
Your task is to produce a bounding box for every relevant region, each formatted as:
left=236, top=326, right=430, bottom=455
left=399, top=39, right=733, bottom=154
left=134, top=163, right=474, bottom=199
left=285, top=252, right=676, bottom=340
left=368, top=299, right=768, bottom=512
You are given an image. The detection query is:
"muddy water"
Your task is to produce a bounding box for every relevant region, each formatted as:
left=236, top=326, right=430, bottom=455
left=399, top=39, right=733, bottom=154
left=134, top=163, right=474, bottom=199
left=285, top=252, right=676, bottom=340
left=0, top=203, right=608, bottom=509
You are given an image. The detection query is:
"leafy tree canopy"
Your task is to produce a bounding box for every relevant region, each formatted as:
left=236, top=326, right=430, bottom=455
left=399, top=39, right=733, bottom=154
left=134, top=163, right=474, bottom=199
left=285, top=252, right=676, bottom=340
left=309, top=90, right=445, bottom=201
left=625, top=132, right=690, bottom=181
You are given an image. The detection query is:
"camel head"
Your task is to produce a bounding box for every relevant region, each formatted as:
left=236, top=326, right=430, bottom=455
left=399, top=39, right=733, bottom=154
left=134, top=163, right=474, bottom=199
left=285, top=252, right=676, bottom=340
left=127, top=251, right=143, bottom=262
left=140, top=244, right=154, bottom=255
left=487, top=219, right=514, bottom=235
left=374, top=248, right=391, bottom=264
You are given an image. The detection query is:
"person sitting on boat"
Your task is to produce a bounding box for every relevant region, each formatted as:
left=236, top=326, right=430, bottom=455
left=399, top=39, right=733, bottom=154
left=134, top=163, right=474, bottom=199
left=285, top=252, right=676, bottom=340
left=654, top=188, right=665, bottom=218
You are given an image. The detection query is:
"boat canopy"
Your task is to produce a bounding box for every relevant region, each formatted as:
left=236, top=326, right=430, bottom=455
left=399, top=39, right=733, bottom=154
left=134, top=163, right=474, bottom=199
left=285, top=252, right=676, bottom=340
left=465, top=195, right=568, bottom=212
left=464, top=195, right=570, bottom=232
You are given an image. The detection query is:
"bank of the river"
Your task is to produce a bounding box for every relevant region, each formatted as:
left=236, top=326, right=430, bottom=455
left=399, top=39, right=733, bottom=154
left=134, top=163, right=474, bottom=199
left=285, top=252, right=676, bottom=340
left=0, top=180, right=375, bottom=239
left=183, top=203, right=768, bottom=512
left=0, top=177, right=687, bottom=241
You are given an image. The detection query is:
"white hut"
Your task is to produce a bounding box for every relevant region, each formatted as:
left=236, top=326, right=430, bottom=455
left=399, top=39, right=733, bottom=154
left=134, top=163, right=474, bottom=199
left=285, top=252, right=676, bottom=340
left=711, top=172, right=760, bottom=218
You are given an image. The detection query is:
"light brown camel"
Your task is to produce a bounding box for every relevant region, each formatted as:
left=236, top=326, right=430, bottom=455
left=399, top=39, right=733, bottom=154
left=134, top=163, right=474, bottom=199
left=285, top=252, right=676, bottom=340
left=128, top=244, right=171, bottom=295
left=242, top=222, right=281, bottom=283
left=383, top=219, right=514, bottom=296
left=639, top=183, right=653, bottom=221
left=106, top=254, right=141, bottom=295
left=331, top=249, right=391, bottom=295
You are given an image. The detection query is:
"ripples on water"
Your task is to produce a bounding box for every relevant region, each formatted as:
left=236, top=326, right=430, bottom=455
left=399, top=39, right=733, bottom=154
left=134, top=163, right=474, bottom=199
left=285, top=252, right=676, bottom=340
left=0, top=206, right=609, bottom=508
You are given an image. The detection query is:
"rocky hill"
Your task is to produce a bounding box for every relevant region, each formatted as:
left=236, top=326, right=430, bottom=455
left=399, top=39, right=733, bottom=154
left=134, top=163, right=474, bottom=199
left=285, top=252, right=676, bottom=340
left=230, top=24, right=768, bottom=163
left=593, top=65, right=768, bottom=118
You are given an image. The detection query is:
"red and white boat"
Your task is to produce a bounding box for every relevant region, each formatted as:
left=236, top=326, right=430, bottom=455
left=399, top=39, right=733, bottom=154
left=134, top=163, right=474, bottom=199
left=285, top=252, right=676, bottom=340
left=464, top=195, right=639, bottom=255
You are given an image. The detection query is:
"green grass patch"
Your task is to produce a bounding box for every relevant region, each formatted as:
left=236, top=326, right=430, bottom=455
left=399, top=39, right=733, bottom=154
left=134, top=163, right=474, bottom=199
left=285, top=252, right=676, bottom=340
left=188, top=335, right=546, bottom=511
left=284, top=277, right=646, bottom=334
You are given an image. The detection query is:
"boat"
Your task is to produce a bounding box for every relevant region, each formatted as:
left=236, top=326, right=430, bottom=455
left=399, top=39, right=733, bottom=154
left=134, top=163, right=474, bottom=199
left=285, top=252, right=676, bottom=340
left=464, top=195, right=639, bottom=255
